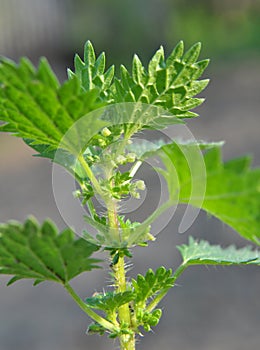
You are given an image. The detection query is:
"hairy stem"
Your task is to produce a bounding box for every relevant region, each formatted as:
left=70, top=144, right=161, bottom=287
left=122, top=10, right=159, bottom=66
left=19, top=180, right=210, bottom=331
left=114, top=256, right=135, bottom=349
left=64, top=283, right=119, bottom=333
left=108, top=201, right=135, bottom=349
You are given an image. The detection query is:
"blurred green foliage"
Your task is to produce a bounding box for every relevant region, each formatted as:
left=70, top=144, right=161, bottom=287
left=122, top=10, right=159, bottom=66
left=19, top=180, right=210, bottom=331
left=67, top=0, right=260, bottom=67
left=170, top=0, right=260, bottom=59
left=0, top=0, right=259, bottom=67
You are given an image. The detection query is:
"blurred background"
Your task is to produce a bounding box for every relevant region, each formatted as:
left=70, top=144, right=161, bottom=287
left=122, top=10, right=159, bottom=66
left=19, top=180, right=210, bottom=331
left=0, top=1, right=259, bottom=349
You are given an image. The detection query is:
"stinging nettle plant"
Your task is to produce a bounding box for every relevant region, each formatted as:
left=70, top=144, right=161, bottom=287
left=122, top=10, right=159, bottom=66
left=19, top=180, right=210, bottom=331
left=0, top=41, right=259, bottom=350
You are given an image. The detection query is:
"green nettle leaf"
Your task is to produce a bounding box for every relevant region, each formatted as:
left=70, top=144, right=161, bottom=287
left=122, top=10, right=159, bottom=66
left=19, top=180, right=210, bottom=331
left=0, top=57, right=107, bottom=154
left=68, top=40, right=115, bottom=101
left=0, top=41, right=209, bottom=164
left=0, top=217, right=100, bottom=285
left=177, top=237, right=260, bottom=266
left=111, top=41, right=209, bottom=120
left=151, top=142, right=260, bottom=245
left=132, top=267, right=174, bottom=306
left=68, top=41, right=209, bottom=135
left=86, top=291, right=135, bottom=312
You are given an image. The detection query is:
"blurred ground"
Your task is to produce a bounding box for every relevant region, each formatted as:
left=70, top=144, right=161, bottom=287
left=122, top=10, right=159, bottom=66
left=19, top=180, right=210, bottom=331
left=0, top=58, right=259, bottom=350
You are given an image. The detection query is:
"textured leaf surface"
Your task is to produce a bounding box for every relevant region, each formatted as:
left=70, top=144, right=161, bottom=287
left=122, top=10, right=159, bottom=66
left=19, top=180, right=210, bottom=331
left=86, top=291, right=135, bottom=312
left=0, top=217, right=100, bottom=285
left=132, top=267, right=174, bottom=305
left=68, top=41, right=208, bottom=133
left=147, top=142, right=260, bottom=245
left=177, top=237, right=260, bottom=266
left=68, top=40, right=115, bottom=102
left=0, top=41, right=209, bottom=159
left=112, top=42, right=209, bottom=119
left=0, top=57, right=106, bottom=153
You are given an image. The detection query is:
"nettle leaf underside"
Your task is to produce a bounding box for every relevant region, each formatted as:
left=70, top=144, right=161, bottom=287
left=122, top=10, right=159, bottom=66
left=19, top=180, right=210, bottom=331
left=148, top=142, right=260, bottom=245
left=0, top=217, right=100, bottom=286
left=177, top=237, right=260, bottom=266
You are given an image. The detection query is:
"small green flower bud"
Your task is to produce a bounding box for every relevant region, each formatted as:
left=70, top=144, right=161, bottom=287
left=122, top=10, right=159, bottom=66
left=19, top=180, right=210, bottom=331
left=135, top=180, right=146, bottom=191
left=98, top=138, right=106, bottom=147
left=146, top=232, right=156, bottom=241
left=148, top=316, right=159, bottom=326
left=126, top=152, right=136, bottom=163
left=152, top=309, right=162, bottom=319
left=87, top=155, right=94, bottom=162
left=131, top=191, right=140, bottom=199
left=143, top=324, right=151, bottom=332
left=116, top=155, right=126, bottom=164
left=73, top=190, right=82, bottom=198
left=142, top=313, right=150, bottom=323
left=101, top=127, right=111, bottom=137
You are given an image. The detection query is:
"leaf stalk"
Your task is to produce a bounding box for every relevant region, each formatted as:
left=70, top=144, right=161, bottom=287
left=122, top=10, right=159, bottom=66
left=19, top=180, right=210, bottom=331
left=64, top=283, right=119, bottom=334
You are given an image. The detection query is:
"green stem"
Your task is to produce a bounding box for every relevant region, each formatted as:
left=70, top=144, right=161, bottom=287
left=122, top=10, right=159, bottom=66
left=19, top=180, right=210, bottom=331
left=64, top=283, right=119, bottom=334
left=146, top=289, right=170, bottom=313
left=114, top=256, right=135, bottom=350
left=107, top=199, right=135, bottom=349
left=128, top=199, right=173, bottom=246
left=146, top=263, right=188, bottom=313
left=172, top=263, right=188, bottom=283
left=77, top=153, right=104, bottom=197
left=86, top=198, right=96, bottom=218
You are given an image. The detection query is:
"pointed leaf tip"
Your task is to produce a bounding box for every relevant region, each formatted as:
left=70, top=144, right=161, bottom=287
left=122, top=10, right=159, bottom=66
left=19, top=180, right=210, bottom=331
left=112, top=41, right=208, bottom=123
left=183, top=42, right=202, bottom=64
left=84, top=40, right=96, bottom=66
